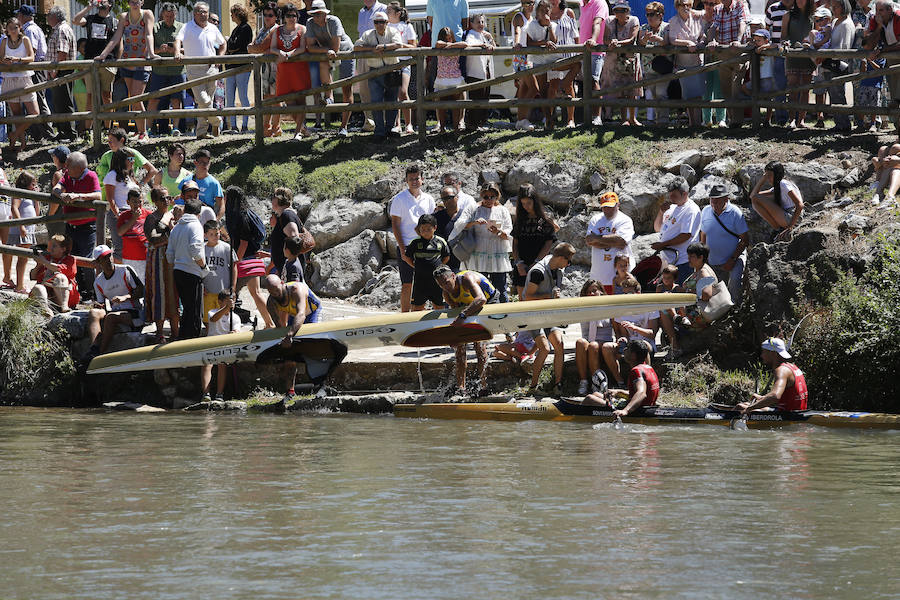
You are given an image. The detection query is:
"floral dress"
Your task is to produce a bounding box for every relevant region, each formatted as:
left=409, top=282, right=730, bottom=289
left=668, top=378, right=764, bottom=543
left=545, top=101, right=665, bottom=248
left=600, top=16, right=642, bottom=98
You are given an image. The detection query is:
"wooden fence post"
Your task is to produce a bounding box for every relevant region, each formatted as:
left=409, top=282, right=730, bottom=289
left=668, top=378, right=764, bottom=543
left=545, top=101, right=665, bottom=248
left=416, top=53, right=427, bottom=144
left=751, top=50, right=761, bottom=130
left=582, top=47, right=593, bottom=127
left=90, top=62, right=103, bottom=152
left=253, top=59, right=264, bottom=148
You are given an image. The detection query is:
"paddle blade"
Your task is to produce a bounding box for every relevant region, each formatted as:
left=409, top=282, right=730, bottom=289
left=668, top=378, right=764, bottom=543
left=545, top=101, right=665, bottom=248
left=403, top=324, right=493, bottom=347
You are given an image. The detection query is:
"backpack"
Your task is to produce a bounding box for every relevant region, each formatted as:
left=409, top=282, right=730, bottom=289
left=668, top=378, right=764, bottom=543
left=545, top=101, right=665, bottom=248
left=246, top=208, right=266, bottom=248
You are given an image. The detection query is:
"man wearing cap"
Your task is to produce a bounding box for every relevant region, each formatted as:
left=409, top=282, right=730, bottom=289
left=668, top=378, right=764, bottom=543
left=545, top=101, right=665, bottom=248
left=355, top=11, right=403, bottom=143
left=178, top=180, right=217, bottom=225
left=737, top=338, right=809, bottom=413
left=652, top=176, right=701, bottom=284
left=174, top=1, right=227, bottom=140
left=707, top=0, right=747, bottom=127
left=46, top=7, right=78, bottom=143
left=700, top=184, right=749, bottom=303
left=147, top=2, right=187, bottom=136
left=306, top=0, right=356, bottom=136
left=74, top=0, right=118, bottom=131
left=586, top=191, right=634, bottom=295
left=357, top=0, right=388, bottom=132
left=167, top=197, right=209, bottom=340
left=83, top=244, right=145, bottom=363
left=17, top=5, right=55, bottom=142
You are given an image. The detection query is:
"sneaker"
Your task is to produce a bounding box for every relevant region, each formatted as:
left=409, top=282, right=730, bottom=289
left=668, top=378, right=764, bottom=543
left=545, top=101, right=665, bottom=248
left=591, top=116, right=603, bottom=126
left=202, top=393, right=212, bottom=403
left=878, top=195, right=896, bottom=210
left=717, top=120, right=727, bottom=128
left=362, top=118, right=376, bottom=132
left=405, top=125, right=415, bottom=134
left=338, top=127, right=349, bottom=137
left=547, top=381, right=563, bottom=398
left=566, top=120, right=577, bottom=128
left=815, top=119, right=826, bottom=128
left=214, top=394, right=224, bottom=402
left=577, top=379, right=589, bottom=395
left=170, top=128, right=181, bottom=136
left=871, top=193, right=881, bottom=206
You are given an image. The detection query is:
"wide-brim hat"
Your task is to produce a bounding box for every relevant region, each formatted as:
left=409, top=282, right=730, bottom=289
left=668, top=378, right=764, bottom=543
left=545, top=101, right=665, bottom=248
left=308, top=0, right=330, bottom=15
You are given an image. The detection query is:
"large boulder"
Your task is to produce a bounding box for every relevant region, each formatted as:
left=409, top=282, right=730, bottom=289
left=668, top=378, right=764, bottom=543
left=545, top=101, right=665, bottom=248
left=305, top=199, right=388, bottom=251
left=561, top=264, right=590, bottom=298
left=48, top=311, right=90, bottom=339
left=555, top=209, right=593, bottom=266
left=690, top=174, right=741, bottom=207
left=503, top=156, right=586, bottom=209
left=355, top=178, right=398, bottom=201
left=703, top=157, right=738, bottom=178
left=785, top=227, right=839, bottom=262
left=353, top=266, right=401, bottom=310
left=662, top=149, right=716, bottom=174
left=307, top=229, right=383, bottom=298
left=631, top=232, right=661, bottom=263
left=292, top=193, right=315, bottom=221
left=615, top=171, right=677, bottom=233
left=737, top=162, right=845, bottom=204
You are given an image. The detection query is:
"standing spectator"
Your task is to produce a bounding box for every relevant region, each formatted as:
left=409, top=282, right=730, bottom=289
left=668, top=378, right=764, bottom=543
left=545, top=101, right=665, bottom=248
left=103, top=148, right=141, bottom=262
left=116, top=188, right=151, bottom=283
left=358, top=0, right=388, bottom=133
left=46, top=7, right=78, bottom=143
left=441, top=171, right=477, bottom=213
left=435, top=186, right=465, bottom=271
left=17, top=6, right=54, bottom=143
left=144, top=187, right=179, bottom=342
left=224, top=186, right=276, bottom=328
left=639, top=2, right=669, bottom=126
left=202, top=220, right=237, bottom=327
left=52, top=152, right=102, bottom=301
left=174, top=2, right=226, bottom=140
left=458, top=182, right=513, bottom=302
left=305, top=0, right=356, bottom=136
left=268, top=187, right=304, bottom=275
left=464, top=14, right=495, bottom=131
left=201, top=291, right=239, bottom=401
left=701, top=0, right=726, bottom=128
left=427, top=0, right=470, bottom=44
left=512, top=0, right=537, bottom=131
left=46, top=145, right=70, bottom=237
left=434, top=27, right=469, bottom=132
left=0, top=18, right=39, bottom=160
left=827, top=0, right=854, bottom=132
left=248, top=3, right=282, bottom=138
left=166, top=196, right=208, bottom=340
left=600, top=0, right=642, bottom=126
left=73, top=37, right=89, bottom=133
left=864, top=1, right=900, bottom=130
left=511, top=184, right=558, bottom=299
left=223, top=4, right=253, bottom=134
left=782, top=0, right=814, bottom=128
left=281, top=236, right=307, bottom=282
left=73, top=0, right=118, bottom=131
left=180, top=149, right=224, bottom=218
left=525, top=0, right=559, bottom=129
left=404, top=213, right=450, bottom=311
left=270, top=3, right=312, bottom=140
left=388, top=2, right=418, bottom=133
left=97, top=128, right=158, bottom=215
left=390, top=165, right=436, bottom=312
left=96, top=0, right=159, bottom=142
left=580, top=0, right=609, bottom=125
left=766, top=0, right=794, bottom=126
left=8, top=171, right=40, bottom=294
left=550, top=0, right=580, bottom=129
left=153, top=143, right=191, bottom=198
left=708, top=0, right=746, bottom=127
left=355, top=12, right=403, bottom=142
left=586, top=191, right=634, bottom=295
left=750, top=161, right=805, bottom=241
left=700, top=184, right=749, bottom=303
left=652, top=176, right=701, bottom=284
left=147, top=3, right=186, bottom=136
left=0, top=167, right=10, bottom=288
left=666, top=0, right=705, bottom=126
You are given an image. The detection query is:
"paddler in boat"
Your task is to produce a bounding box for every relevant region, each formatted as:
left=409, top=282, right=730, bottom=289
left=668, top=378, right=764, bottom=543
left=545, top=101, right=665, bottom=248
left=736, top=337, right=809, bottom=414
left=261, top=274, right=323, bottom=403
left=582, top=339, right=660, bottom=417
left=433, top=264, right=499, bottom=397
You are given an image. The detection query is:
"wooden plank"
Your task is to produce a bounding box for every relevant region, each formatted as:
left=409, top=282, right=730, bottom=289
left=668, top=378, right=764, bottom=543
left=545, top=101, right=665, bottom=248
left=101, top=64, right=251, bottom=111
left=261, top=58, right=415, bottom=106
left=0, top=69, right=86, bottom=103
left=423, top=55, right=581, bottom=100
left=2, top=212, right=95, bottom=228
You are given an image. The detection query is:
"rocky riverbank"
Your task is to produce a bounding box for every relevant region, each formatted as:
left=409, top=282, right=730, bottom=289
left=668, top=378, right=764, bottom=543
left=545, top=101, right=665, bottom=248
left=1, top=128, right=897, bottom=410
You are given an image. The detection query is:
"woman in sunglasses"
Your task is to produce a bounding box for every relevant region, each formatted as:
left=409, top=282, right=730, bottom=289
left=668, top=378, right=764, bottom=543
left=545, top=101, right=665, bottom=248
left=144, top=186, right=180, bottom=342
left=459, top=182, right=513, bottom=302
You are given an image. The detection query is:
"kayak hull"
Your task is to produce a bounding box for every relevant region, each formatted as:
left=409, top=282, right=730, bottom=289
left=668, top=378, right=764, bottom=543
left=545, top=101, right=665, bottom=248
left=394, top=400, right=900, bottom=430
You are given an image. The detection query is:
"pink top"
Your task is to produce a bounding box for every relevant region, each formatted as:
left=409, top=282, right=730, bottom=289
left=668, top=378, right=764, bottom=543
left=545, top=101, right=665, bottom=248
left=579, top=0, right=608, bottom=56
left=436, top=54, right=462, bottom=79
left=664, top=10, right=706, bottom=67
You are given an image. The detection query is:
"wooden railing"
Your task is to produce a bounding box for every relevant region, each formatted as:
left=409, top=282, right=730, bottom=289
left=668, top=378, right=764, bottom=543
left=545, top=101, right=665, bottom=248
left=2, top=45, right=899, bottom=148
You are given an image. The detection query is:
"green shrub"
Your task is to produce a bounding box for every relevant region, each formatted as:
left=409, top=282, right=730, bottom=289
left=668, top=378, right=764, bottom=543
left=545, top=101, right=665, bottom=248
left=794, top=237, right=900, bottom=411
left=0, top=299, right=75, bottom=403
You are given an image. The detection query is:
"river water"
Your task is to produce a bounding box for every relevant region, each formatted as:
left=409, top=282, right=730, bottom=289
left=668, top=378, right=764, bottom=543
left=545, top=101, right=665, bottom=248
left=1, top=408, right=897, bottom=600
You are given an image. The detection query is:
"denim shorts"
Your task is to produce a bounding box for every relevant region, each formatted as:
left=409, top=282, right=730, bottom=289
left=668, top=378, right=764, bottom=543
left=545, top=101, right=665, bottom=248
left=147, top=72, right=187, bottom=102
left=339, top=58, right=355, bottom=80
left=119, top=67, right=151, bottom=83
left=591, top=54, right=604, bottom=82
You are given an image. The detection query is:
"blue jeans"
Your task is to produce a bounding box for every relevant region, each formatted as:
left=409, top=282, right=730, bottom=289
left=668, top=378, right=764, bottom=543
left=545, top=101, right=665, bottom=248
left=67, top=222, right=96, bottom=300
left=773, top=57, right=788, bottom=125
left=367, top=74, right=398, bottom=137
left=225, top=69, right=251, bottom=130
left=486, top=271, right=509, bottom=303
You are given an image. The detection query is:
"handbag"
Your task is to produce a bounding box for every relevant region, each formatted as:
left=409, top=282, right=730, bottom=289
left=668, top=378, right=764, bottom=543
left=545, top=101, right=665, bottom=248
left=298, top=225, right=316, bottom=254
left=449, top=227, right=476, bottom=262
left=377, top=32, right=403, bottom=88
left=699, top=280, right=734, bottom=322
left=651, top=54, right=674, bottom=74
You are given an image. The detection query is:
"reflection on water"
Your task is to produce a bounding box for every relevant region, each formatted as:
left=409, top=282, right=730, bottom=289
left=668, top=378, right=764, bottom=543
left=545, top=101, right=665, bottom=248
left=0, top=408, right=898, bottom=600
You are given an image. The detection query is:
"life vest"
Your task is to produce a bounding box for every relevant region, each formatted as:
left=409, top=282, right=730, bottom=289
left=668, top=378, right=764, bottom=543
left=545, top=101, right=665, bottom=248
left=628, top=363, right=660, bottom=407
left=447, top=270, right=497, bottom=305
left=778, top=363, right=809, bottom=411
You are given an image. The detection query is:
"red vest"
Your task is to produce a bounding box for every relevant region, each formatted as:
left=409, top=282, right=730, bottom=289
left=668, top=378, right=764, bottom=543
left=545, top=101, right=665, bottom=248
left=628, top=363, right=660, bottom=407
left=779, top=363, right=808, bottom=411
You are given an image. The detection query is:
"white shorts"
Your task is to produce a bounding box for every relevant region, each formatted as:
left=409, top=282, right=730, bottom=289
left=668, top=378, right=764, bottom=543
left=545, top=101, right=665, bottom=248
left=0, top=201, right=10, bottom=221
left=434, top=76, right=464, bottom=91
left=1, top=76, right=37, bottom=104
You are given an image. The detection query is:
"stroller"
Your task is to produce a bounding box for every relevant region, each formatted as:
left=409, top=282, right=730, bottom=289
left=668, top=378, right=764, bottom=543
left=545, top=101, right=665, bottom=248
left=630, top=248, right=675, bottom=291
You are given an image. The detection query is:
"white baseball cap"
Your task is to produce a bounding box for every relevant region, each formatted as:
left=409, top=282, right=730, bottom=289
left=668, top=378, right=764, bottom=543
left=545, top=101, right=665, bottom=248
left=761, top=337, right=791, bottom=359
left=92, top=244, right=113, bottom=260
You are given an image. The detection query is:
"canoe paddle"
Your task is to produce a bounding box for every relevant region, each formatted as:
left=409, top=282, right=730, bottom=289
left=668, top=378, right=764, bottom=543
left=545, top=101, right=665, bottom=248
left=731, top=377, right=756, bottom=431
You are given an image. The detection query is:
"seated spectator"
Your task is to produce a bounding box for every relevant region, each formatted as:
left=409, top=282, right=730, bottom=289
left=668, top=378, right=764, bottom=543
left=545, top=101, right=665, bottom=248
left=83, top=244, right=145, bottom=363
left=611, top=253, right=631, bottom=291
left=575, top=279, right=613, bottom=395
left=116, top=188, right=152, bottom=283
left=8, top=171, right=39, bottom=294
left=29, top=234, right=80, bottom=316
left=492, top=330, right=537, bottom=363
left=750, top=161, right=805, bottom=241
left=584, top=339, right=659, bottom=417
left=405, top=214, right=450, bottom=311
left=200, top=291, right=240, bottom=402
left=433, top=27, right=468, bottom=131
left=600, top=0, right=642, bottom=126
left=870, top=143, right=900, bottom=208
left=656, top=264, right=685, bottom=357
left=602, top=276, right=658, bottom=387
left=202, top=220, right=237, bottom=326
left=681, top=242, right=728, bottom=327
left=281, top=235, right=306, bottom=283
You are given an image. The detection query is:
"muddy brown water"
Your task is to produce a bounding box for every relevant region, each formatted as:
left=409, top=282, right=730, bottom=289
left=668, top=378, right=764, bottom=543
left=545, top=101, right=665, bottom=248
left=1, top=407, right=898, bottom=599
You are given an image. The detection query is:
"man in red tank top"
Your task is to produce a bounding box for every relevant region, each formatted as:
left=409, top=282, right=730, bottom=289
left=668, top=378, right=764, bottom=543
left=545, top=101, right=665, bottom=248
left=583, top=339, right=660, bottom=415
left=737, top=337, right=809, bottom=413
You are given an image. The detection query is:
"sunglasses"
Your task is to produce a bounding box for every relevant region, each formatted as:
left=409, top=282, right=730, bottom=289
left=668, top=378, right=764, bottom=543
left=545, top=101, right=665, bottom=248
left=264, top=12, right=276, bottom=17
left=481, top=193, right=499, bottom=199
left=440, top=195, right=456, bottom=201
left=373, top=19, right=387, bottom=23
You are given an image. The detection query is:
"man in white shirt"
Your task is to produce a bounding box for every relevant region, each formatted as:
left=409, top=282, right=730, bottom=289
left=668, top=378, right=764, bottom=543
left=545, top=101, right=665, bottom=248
left=83, top=244, right=145, bottom=362
left=390, top=164, right=436, bottom=312
left=174, top=1, right=226, bottom=139
left=356, top=0, right=387, bottom=131
left=652, top=176, right=701, bottom=284
left=441, top=171, right=476, bottom=214
left=585, top=191, right=634, bottom=294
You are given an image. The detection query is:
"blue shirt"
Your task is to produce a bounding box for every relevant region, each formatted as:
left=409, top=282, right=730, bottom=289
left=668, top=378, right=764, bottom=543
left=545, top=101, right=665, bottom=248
left=22, top=20, right=47, bottom=61
left=358, top=1, right=387, bottom=37
left=179, top=173, right=223, bottom=209
left=426, top=0, right=469, bottom=46
left=700, top=203, right=748, bottom=265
